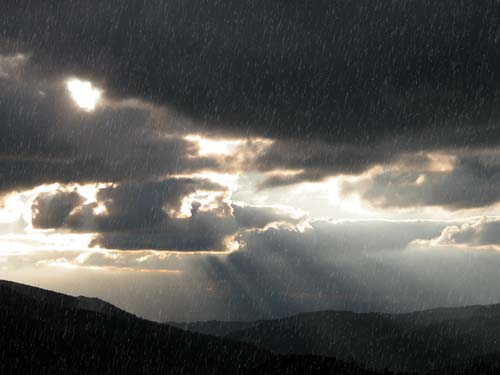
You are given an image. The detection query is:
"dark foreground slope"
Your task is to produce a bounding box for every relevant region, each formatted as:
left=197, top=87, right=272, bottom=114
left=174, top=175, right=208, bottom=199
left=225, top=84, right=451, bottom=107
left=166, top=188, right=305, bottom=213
left=0, top=280, right=402, bottom=375
left=438, top=352, right=500, bottom=375
left=224, top=307, right=500, bottom=373
left=168, top=320, right=260, bottom=337
left=0, top=280, right=269, bottom=375
left=246, top=355, right=395, bottom=375
left=0, top=279, right=129, bottom=317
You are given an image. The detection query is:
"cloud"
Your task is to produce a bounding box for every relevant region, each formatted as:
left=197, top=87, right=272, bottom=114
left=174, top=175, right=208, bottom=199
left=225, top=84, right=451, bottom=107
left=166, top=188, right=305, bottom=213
left=88, top=205, right=301, bottom=252
left=6, top=217, right=500, bottom=320
left=255, top=140, right=401, bottom=188
left=192, top=219, right=499, bottom=319
left=3, top=1, right=500, bottom=163
left=422, top=217, right=500, bottom=247
left=341, top=154, right=500, bottom=209
left=0, top=53, right=27, bottom=79
left=0, top=60, right=223, bottom=194
left=30, top=179, right=301, bottom=251
left=88, top=211, right=237, bottom=251
left=32, top=190, right=84, bottom=229
left=232, top=204, right=304, bottom=228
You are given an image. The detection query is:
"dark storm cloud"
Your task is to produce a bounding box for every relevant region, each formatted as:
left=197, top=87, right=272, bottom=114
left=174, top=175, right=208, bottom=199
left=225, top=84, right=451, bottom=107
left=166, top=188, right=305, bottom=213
left=3, top=0, right=500, bottom=157
left=32, top=189, right=84, bottom=229
left=232, top=204, right=303, bottom=228
left=2, top=1, right=500, bottom=210
left=0, top=65, right=219, bottom=194
left=342, top=155, right=500, bottom=209
left=88, top=203, right=301, bottom=251
left=255, top=140, right=398, bottom=188
left=88, top=214, right=233, bottom=251
left=33, top=178, right=220, bottom=232
left=31, top=179, right=300, bottom=251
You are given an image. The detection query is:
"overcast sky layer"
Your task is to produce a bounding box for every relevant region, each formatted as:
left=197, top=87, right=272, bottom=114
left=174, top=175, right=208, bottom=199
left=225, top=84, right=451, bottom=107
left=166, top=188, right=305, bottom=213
left=1, top=1, right=500, bottom=321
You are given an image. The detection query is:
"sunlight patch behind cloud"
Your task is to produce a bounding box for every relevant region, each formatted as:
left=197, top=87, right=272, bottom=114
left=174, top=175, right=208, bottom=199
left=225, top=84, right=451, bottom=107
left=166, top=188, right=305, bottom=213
left=66, top=78, right=103, bottom=112
left=185, top=135, right=245, bottom=156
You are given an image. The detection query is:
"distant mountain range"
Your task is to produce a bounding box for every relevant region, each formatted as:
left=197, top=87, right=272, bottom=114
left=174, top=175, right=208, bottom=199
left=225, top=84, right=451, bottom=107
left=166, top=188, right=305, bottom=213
left=2, top=279, right=500, bottom=374
left=173, top=305, right=500, bottom=373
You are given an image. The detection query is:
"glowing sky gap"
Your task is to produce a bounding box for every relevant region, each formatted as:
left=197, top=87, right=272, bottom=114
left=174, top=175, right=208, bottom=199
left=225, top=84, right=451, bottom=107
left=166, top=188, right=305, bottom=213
left=66, top=78, right=103, bottom=112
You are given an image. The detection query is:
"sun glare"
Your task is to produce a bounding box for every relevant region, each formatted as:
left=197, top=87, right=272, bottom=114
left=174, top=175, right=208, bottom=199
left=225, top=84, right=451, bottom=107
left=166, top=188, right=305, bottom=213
left=66, top=78, right=103, bottom=112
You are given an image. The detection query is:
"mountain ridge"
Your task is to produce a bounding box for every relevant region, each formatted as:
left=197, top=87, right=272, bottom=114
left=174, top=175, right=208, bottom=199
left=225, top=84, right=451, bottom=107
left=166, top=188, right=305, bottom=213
left=172, top=302, right=500, bottom=372
left=2, top=278, right=500, bottom=374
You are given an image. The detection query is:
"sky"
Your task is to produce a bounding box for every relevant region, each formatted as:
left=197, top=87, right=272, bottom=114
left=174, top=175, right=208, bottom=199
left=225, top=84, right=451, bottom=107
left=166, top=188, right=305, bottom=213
left=2, top=1, right=500, bottom=321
